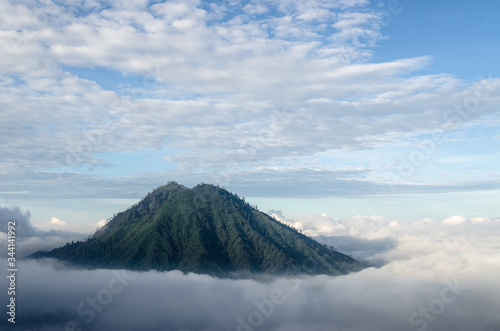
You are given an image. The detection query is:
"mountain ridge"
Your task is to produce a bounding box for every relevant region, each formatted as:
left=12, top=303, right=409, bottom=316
left=31, top=182, right=366, bottom=277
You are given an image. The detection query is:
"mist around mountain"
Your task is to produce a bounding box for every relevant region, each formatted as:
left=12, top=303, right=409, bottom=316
left=30, top=182, right=365, bottom=277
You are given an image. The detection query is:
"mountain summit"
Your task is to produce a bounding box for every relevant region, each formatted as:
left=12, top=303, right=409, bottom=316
left=31, top=182, right=365, bottom=276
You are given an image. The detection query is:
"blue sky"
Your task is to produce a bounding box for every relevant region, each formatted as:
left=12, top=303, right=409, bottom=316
left=371, top=0, right=500, bottom=80
left=0, top=0, right=499, bottom=232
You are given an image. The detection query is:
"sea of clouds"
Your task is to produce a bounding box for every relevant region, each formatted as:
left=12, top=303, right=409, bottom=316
left=1, top=206, right=500, bottom=331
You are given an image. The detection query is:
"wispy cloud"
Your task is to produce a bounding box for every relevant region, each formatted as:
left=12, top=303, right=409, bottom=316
left=0, top=0, right=499, bottom=203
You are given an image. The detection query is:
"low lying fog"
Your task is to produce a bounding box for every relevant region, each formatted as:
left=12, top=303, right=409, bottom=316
left=1, top=207, right=499, bottom=331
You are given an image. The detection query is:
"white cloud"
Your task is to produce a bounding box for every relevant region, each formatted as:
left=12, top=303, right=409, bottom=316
left=243, top=3, right=269, bottom=15
left=413, top=217, right=436, bottom=225
left=0, top=0, right=499, bottom=201
left=442, top=215, right=468, bottom=226
left=267, top=209, right=286, bottom=223
left=283, top=213, right=395, bottom=238
left=96, top=219, right=107, bottom=228
left=470, top=217, right=490, bottom=223
left=388, top=220, right=399, bottom=227
left=36, top=216, right=77, bottom=231
left=50, top=217, right=67, bottom=226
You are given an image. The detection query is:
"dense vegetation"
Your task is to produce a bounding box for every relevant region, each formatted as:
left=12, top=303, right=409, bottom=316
left=31, top=182, right=365, bottom=276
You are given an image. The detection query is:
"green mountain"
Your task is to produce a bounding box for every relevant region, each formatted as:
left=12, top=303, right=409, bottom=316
left=31, top=182, right=365, bottom=276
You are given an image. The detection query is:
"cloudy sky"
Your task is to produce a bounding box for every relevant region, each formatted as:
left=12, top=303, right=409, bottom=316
left=1, top=1, right=500, bottom=329
left=1, top=0, right=500, bottom=229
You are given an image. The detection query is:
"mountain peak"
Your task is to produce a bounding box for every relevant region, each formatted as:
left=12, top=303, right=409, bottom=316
left=31, top=182, right=365, bottom=277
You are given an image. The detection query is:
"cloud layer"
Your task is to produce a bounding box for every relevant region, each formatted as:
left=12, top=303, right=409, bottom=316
left=1, top=211, right=499, bottom=331
left=1, top=0, right=499, bottom=200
